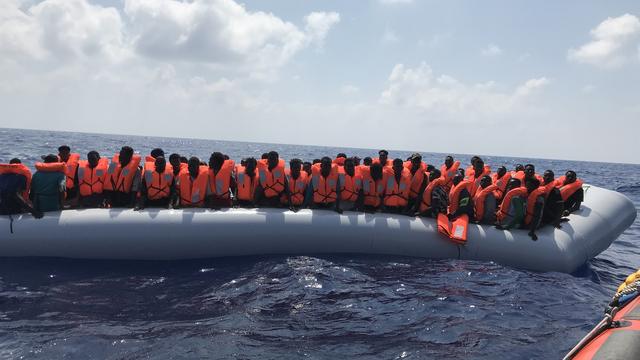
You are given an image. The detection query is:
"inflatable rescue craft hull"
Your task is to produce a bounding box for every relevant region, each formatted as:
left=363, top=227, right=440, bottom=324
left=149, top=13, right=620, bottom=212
left=0, top=185, right=635, bottom=273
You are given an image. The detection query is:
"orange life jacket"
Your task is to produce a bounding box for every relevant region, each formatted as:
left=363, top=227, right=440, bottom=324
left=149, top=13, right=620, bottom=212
left=35, top=162, right=67, bottom=173
left=333, top=157, right=346, bottom=166
left=372, top=158, right=392, bottom=167
left=311, top=163, right=339, bottom=204
left=208, top=160, right=234, bottom=200
left=497, top=187, right=528, bottom=222
left=466, top=167, right=491, bottom=197
left=383, top=167, right=411, bottom=207
left=419, top=177, right=446, bottom=213
left=359, top=166, right=384, bottom=207
left=338, top=168, right=362, bottom=202
left=173, top=163, right=189, bottom=177
left=524, top=187, right=547, bottom=225
left=143, top=164, right=174, bottom=200
left=404, top=161, right=427, bottom=199
left=541, top=180, right=557, bottom=198
left=178, top=166, right=209, bottom=207
left=0, top=163, right=32, bottom=199
left=77, top=158, right=109, bottom=197
left=103, top=154, right=142, bottom=193
left=283, top=169, right=309, bottom=206
left=448, top=180, right=472, bottom=215
left=473, top=184, right=498, bottom=222
left=145, top=155, right=156, bottom=163
left=440, top=161, right=460, bottom=191
left=63, top=153, right=80, bottom=190
left=491, top=172, right=512, bottom=198
left=235, top=165, right=259, bottom=202
left=558, top=179, right=584, bottom=202
left=258, top=159, right=286, bottom=198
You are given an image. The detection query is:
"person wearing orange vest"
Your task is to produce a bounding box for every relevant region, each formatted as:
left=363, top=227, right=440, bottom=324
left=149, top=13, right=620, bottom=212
left=495, top=178, right=527, bottom=230
left=104, top=146, right=141, bottom=208
left=466, top=158, right=490, bottom=197
left=282, top=158, right=309, bottom=211
left=58, top=145, right=80, bottom=205
left=76, top=151, right=109, bottom=208
left=136, top=156, right=175, bottom=210
left=523, top=178, right=545, bottom=241
left=559, top=170, right=584, bottom=215
left=176, top=156, right=209, bottom=208
left=333, top=153, right=347, bottom=167
left=374, top=150, right=392, bottom=167
left=441, top=156, right=460, bottom=192
left=447, top=173, right=474, bottom=220
left=30, top=154, right=67, bottom=213
left=256, top=151, right=287, bottom=207
left=302, top=161, right=312, bottom=177
left=465, top=156, right=481, bottom=177
left=473, top=175, right=498, bottom=224
left=310, top=157, right=342, bottom=213
left=169, top=153, right=188, bottom=178
left=382, top=158, right=412, bottom=213
left=413, top=169, right=448, bottom=217
left=235, top=157, right=259, bottom=207
left=0, top=158, right=42, bottom=218
left=338, top=157, right=363, bottom=212
left=512, top=164, right=525, bottom=182
left=405, top=153, right=428, bottom=209
left=146, top=148, right=165, bottom=163
left=491, top=166, right=511, bottom=200
left=362, top=157, right=373, bottom=166
left=206, top=152, right=235, bottom=209
left=359, top=162, right=384, bottom=212
left=541, top=170, right=566, bottom=228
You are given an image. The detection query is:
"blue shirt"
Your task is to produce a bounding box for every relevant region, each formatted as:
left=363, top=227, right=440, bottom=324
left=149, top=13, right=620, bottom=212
left=30, top=171, right=66, bottom=212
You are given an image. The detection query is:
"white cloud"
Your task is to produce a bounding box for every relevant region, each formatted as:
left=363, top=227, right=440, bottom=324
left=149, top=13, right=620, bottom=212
left=568, top=13, right=640, bottom=68
left=382, top=28, right=399, bottom=43
left=481, top=43, right=502, bottom=56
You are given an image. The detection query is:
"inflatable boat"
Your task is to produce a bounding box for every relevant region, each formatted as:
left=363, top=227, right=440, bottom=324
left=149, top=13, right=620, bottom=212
left=565, top=269, right=640, bottom=359
left=0, top=185, right=635, bottom=273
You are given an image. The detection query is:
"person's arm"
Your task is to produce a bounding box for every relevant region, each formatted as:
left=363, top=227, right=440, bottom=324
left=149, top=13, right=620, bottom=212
left=130, top=170, right=141, bottom=208
left=229, top=175, right=237, bottom=202
left=58, top=173, right=66, bottom=210
left=566, top=188, right=584, bottom=213
left=301, top=183, right=313, bottom=208
left=528, top=199, right=544, bottom=240
left=334, top=182, right=342, bottom=214
left=168, top=179, right=176, bottom=209
left=135, top=177, right=147, bottom=211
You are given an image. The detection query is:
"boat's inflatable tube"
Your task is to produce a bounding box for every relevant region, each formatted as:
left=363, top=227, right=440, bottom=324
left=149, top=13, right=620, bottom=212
left=0, top=185, right=635, bottom=273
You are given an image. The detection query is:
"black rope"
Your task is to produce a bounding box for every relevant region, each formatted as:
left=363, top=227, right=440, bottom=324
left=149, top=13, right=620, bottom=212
left=9, top=213, right=14, bottom=234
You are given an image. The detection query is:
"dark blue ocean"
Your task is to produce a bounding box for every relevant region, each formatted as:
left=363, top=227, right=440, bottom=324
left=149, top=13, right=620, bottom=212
left=0, top=128, right=638, bottom=359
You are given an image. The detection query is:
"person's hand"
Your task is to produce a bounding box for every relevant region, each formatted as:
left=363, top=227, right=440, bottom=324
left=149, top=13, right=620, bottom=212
left=562, top=210, right=570, bottom=217
left=167, top=204, right=173, bottom=210
left=33, top=210, right=44, bottom=219
left=528, top=231, right=538, bottom=241
left=494, top=224, right=504, bottom=230
left=554, top=222, right=562, bottom=229
left=134, top=206, right=144, bottom=211
left=335, top=207, right=343, bottom=214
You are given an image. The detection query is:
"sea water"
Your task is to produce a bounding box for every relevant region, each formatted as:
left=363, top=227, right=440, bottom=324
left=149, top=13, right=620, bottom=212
left=0, top=128, right=638, bottom=359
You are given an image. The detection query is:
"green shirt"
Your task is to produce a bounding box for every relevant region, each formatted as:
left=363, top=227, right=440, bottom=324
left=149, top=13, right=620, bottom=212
left=30, top=171, right=66, bottom=212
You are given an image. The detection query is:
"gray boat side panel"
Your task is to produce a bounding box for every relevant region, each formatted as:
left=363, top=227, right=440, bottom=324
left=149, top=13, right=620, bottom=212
left=0, top=185, right=635, bottom=273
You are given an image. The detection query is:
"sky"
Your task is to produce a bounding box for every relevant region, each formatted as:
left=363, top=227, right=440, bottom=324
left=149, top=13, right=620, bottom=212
left=1, top=0, right=639, bottom=164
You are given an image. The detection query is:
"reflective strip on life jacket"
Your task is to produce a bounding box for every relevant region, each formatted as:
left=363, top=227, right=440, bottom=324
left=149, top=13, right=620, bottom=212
left=283, top=170, right=309, bottom=205
left=440, top=161, right=460, bottom=191
left=258, top=159, right=285, bottom=198
left=178, top=166, right=208, bottom=206
left=235, top=165, right=258, bottom=202
left=311, top=163, right=339, bottom=204
left=77, top=158, right=108, bottom=197
left=208, top=160, right=234, bottom=199
left=0, top=163, right=32, bottom=199
left=359, top=166, right=383, bottom=207
left=103, top=154, right=141, bottom=193
left=338, top=170, right=362, bottom=202
left=383, top=167, right=411, bottom=207
left=144, top=168, right=174, bottom=200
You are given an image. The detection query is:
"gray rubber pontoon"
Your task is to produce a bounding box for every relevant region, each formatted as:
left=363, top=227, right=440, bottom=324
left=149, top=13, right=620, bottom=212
left=0, top=185, right=635, bottom=273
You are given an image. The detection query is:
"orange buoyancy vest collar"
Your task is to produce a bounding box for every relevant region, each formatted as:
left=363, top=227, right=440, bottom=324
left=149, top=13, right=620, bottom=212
left=63, top=153, right=80, bottom=190
left=104, top=154, right=141, bottom=193
left=208, top=160, right=234, bottom=200
left=372, top=158, right=392, bottom=167
left=497, top=186, right=528, bottom=221
left=77, top=158, right=109, bottom=197
left=283, top=169, right=309, bottom=205
left=258, top=159, right=286, bottom=198
left=419, top=177, right=445, bottom=213
left=235, top=165, right=259, bottom=202
left=144, top=166, right=174, bottom=200
left=311, top=163, right=339, bottom=204
left=466, top=167, right=492, bottom=197
left=440, top=161, right=461, bottom=190
left=448, top=180, right=472, bottom=215
left=35, top=162, right=67, bottom=173
left=0, top=163, right=32, bottom=199
left=473, top=184, right=498, bottom=221
left=178, top=166, right=209, bottom=207
left=491, top=172, right=512, bottom=197
left=404, top=161, right=427, bottom=199
left=541, top=180, right=557, bottom=198
left=338, top=169, right=362, bottom=202
left=383, top=167, right=412, bottom=207
left=359, top=166, right=384, bottom=207
left=333, top=157, right=346, bottom=166
left=559, top=179, right=584, bottom=202
left=524, top=187, right=547, bottom=225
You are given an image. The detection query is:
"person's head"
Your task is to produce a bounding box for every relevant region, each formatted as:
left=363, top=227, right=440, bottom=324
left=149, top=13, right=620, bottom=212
left=245, top=157, right=257, bottom=173
left=370, top=163, right=383, bottom=180
left=58, top=145, right=71, bottom=162
left=344, top=157, right=355, bottom=176
left=224, top=154, right=230, bottom=160
left=352, top=156, right=361, bottom=166
left=543, top=170, right=555, bottom=185
left=154, top=156, right=166, bottom=173
left=180, top=156, right=188, bottom=164
left=150, top=148, right=164, bottom=159
left=267, top=151, right=279, bottom=168
left=240, top=158, right=246, bottom=166
left=303, top=162, right=312, bottom=175
left=363, top=157, right=372, bottom=166
left=43, top=154, right=59, bottom=163
left=497, top=166, right=507, bottom=178
left=564, top=170, right=577, bottom=185
left=209, top=152, right=225, bottom=170
left=426, top=164, right=435, bottom=173
left=505, top=178, right=522, bottom=194
left=9, top=158, right=21, bottom=164
left=480, top=175, right=492, bottom=189
left=312, top=158, right=321, bottom=165
left=289, top=158, right=302, bottom=175
left=188, top=157, right=200, bottom=177
left=429, top=169, right=441, bottom=182
left=378, top=150, right=389, bottom=164
left=261, top=153, right=269, bottom=160
left=336, top=153, right=347, bottom=159
left=410, top=153, right=422, bottom=168
left=470, top=156, right=480, bottom=166
left=515, top=164, right=524, bottom=172
left=457, top=168, right=466, bottom=177
left=445, top=156, right=454, bottom=168
left=87, top=151, right=100, bottom=168
left=474, top=158, right=485, bottom=173
left=169, top=153, right=181, bottom=169
left=452, top=173, right=463, bottom=186
left=524, top=164, right=535, bottom=177
left=525, top=178, right=541, bottom=193
left=392, top=158, right=404, bottom=174
left=119, top=146, right=134, bottom=166
left=320, top=156, right=332, bottom=176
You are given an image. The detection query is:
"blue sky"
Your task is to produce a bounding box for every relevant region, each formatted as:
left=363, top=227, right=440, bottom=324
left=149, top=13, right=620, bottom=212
left=1, top=0, right=639, bottom=163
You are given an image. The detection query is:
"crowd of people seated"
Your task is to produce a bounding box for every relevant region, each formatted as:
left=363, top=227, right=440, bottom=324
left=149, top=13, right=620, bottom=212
left=0, top=146, right=584, bottom=240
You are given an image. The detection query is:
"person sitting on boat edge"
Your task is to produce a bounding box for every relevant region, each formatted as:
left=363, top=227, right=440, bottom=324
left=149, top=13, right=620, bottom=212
left=405, top=153, right=428, bottom=210
left=234, top=157, right=259, bottom=208
left=374, top=150, right=391, bottom=167
left=495, top=178, right=527, bottom=230
left=169, top=153, right=186, bottom=178
left=282, top=158, right=309, bottom=212
left=382, top=158, right=412, bottom=214
left=175, top=156, right=208, bottom=208
left=559, top=170, right=584, bottom=215
left=447, top=173, right=474, bottom=221
left=207, top=152, right=235, bottom=210
left=58, top=145, right=80, bottom=206
left=0, top=158, right=42, bottom=218
left=472, top=175, right=498, bottom=224
left=413, top=169, right=448, bottom=217
left=358, top=162, right=384, bottom=213
left=523, top=178, right=545, bottom=241
left=255, top=151, right=287, bottom=208
left=310, top=157, right=342, bottom=214
left=491, top=166, right=511, bottom=201
left=76, top=151, right=109, bottom=208
left=30, top=154, right=66, bottom=214
left=441, top=155, right=460, bottom=193
left=338, top=157, right=362, bottom=212
left=103, top=146, right=141, bottom=208
left=136, top=156, right=175, bottom=210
